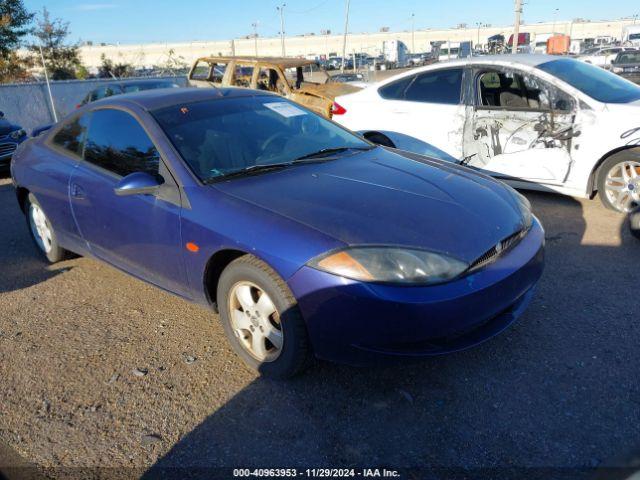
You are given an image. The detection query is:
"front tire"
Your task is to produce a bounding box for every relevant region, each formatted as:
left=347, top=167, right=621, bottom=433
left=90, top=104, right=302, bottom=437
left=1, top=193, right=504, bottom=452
left=25, top=193, right=69, bottom=263
left=597, top=151, right=640, bottom=213
left=217, top=255, right=311, bottom=379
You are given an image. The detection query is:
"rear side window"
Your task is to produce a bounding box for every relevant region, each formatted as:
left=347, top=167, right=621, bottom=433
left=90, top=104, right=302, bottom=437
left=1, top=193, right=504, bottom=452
left=84, top=109, right=160, bottom=177
left=378, top=69, right=463, bottom=104
left=378, top=75, right=415, bottom=100
left=52, top=114, right=90, bottom=156
left=404, top=69, right=463, bottom=104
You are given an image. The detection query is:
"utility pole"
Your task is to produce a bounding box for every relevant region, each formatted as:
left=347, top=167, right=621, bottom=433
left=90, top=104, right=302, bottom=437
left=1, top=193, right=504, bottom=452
left=512, top=0, right=522, bottom=54
left=552, top=8, right=559, bottom=35
left=475, top=21, right=482, bottom=50
left=277, top=4, right=286, bottom=57
left=252, top=21, right=259, bottom=56
left=341, top=0, right=350, bottom=72
left=410, top=13, right=415, bottom=52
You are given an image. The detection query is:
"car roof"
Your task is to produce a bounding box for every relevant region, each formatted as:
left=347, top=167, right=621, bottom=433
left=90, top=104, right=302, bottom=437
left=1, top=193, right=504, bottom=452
left=434, top=54, right=558, bottom=68
left=372, top=54, right=561, bottom=86
left=195, top=56, right=317, bottom=69
left=90, top=86, right=272, bottom=111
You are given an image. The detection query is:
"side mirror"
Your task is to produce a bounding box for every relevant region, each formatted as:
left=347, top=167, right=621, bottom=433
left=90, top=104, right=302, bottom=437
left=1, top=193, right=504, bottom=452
left=0, top=111, right=4, bottom=118
left=114, top=172, right=163, bottom=197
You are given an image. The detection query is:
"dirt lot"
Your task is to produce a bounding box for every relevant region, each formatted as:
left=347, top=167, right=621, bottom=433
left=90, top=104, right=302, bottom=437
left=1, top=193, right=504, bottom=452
left=1, top=172, right=639, bottom=479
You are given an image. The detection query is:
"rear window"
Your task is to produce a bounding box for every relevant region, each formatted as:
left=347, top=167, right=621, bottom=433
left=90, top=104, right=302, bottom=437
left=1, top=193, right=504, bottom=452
left=538, top=58, right=640, bottom=104
left=379, top=69, right=463, bottom=105
left=122, top=82, right=178, bottom=93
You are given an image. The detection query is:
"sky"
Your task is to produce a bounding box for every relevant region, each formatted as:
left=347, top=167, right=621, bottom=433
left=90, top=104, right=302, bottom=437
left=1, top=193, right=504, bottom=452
left=23, top=0, right=640, bottom=45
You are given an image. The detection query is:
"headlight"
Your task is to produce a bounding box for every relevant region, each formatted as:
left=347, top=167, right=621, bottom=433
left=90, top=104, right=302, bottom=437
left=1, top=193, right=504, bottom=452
left=9, top=129, right=26, bottom=140
left=612, top=67, right=623, bottom=74
left=308, top=247, right=469, bottom=285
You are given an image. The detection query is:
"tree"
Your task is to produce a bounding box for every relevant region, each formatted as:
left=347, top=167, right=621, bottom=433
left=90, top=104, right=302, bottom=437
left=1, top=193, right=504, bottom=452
left=97, top=53, right=133, bottom=79
left=29, top=7, right=81, bottom=80
left=0, top=0, right=33, bottom=57
left=0, top=0, right=34, bottom=83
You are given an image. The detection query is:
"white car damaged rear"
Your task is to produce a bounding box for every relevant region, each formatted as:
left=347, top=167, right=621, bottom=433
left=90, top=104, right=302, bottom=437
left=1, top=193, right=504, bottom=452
left=333, top=55, right=640, bottom=212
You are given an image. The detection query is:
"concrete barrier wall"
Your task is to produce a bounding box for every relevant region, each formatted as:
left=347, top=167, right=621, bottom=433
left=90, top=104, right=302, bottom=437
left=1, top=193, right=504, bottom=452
left=0, top=76, right=187, bottom=133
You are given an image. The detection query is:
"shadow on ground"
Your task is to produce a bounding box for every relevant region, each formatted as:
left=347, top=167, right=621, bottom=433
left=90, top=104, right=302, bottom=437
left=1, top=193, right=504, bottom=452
left=141, top=191, right=640, bottom=478
left=0, top=181, right=69, bottom=293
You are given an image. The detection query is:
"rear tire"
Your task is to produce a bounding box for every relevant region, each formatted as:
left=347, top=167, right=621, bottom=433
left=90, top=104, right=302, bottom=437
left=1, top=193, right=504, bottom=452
left=597, top=150, right=640, bottom=213
left=217, top=254, right=311, bottom=379
left=25, top=193, right=69, bottom=264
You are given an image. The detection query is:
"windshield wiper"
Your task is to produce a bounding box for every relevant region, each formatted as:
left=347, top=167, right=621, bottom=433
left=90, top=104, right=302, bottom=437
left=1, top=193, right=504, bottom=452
left=203, top=163, right=293, bottom=183
left=293, top=146, right=373, bottom=162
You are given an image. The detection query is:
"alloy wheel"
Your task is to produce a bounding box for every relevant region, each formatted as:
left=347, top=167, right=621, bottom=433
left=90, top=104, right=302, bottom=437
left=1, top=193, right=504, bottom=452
left=228, top=281, right=283, bottom=362
left=29, top=203, right=53, bottom=253
left=604, top=161, right=640, bottom=212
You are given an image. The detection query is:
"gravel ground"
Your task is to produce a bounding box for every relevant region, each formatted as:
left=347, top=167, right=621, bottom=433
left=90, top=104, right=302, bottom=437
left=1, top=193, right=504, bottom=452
left=0, top=173, right=639, bottom=479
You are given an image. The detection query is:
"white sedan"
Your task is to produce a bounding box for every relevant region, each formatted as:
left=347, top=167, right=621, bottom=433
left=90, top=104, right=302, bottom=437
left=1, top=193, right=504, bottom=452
left=333, top=54, right=640, bottom=212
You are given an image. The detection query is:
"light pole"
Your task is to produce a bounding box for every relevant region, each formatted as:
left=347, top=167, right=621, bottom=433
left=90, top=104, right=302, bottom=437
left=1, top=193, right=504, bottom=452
left=277, top=3, right=286, bottom=57
left=475, top=21, right=482, bottom=50
left=341, top=0, right=351, bottom=72
left=251, top=22, right=259, bottom=56
left=552, top=8, right=559, bottom=35
left=410, top=13, right=415, bottom=53
left=512, top=0, right=522, bottom=54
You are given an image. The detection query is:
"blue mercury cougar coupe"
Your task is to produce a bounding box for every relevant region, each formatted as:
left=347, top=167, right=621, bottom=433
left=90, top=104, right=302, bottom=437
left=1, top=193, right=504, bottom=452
left=10, top=88, right=544, bottom=378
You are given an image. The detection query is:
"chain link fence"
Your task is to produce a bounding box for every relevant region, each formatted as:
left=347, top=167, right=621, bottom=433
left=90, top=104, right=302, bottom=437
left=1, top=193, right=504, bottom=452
left=0, top=76, right=187, bottom=133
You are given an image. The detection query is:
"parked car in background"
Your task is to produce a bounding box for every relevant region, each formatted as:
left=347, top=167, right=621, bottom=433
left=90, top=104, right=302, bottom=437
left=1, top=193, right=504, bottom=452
left=333, top=55, right=640, bottom=212
left=0, top=111, right=27, bottom=168
left=328, top=72, right=367, bottom=87
left=187, top=56, right=360, bottom=118
left=78, top=80, right=180, bottom=106
left=11, top=87, right=544, bottom=377
left=610, top=50, right=640, bottom=84
left=578, top=46, right=635, bottom=67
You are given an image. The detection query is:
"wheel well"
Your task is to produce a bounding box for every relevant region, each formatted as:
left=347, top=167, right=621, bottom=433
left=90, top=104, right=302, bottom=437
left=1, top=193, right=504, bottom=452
left=588, top=146, right=640, bottom=197
left=203, top=249, right=248, bottom=310
left=15, top=187, right=29, bottom=213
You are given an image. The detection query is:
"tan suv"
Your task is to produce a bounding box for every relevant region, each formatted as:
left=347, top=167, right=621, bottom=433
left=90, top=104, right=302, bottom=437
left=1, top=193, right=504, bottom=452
left=187, top=56, right=361, bottom=118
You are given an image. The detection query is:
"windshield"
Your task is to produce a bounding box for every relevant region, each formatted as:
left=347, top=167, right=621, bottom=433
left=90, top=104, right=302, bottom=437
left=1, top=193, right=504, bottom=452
left=152, top=96, right=371, bottom=182
left=538, top=58, right=640, bottom=104
left=615, top=52, right=640, bottom=64
left=630, top=33, right=640, bottom=40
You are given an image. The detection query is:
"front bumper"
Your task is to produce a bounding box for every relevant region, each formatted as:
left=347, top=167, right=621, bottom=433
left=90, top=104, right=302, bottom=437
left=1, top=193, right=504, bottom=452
left=288, top=218, right=545, bottom=365
left=0, top=140, right=21, bottom=165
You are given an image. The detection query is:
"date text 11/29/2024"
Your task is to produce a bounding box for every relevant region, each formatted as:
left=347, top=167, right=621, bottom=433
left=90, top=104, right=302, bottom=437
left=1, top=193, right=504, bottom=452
left=233, top=468, right=400, bottom=477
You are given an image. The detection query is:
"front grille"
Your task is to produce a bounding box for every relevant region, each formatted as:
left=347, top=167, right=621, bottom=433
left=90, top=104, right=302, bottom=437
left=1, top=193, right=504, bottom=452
left=468, top=229, right=526, bottom=272
left=0, top=142, right=17, bottom=157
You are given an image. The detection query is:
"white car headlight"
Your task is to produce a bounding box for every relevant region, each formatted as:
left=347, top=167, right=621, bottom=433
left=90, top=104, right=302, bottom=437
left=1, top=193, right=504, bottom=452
left=612, top=66, right=624, bottom=74
left=9, top=129, right=26, bottom=140
left=308, top=247, right=469, bottom=285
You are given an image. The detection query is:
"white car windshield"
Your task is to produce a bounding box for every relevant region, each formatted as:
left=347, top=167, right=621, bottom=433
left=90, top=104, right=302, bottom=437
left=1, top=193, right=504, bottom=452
left=538, top=58, right=640, bottom=104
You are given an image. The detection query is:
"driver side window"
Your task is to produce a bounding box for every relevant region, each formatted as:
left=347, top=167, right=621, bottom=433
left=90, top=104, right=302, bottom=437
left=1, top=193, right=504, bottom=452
left=478, top=69, right=574, bottom=112
left=84, top=109, right=160, bottom=177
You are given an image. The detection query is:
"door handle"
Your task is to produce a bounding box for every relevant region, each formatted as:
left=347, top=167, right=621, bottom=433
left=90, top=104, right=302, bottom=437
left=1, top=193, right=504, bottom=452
left=71, top=183, right=85, bottom=199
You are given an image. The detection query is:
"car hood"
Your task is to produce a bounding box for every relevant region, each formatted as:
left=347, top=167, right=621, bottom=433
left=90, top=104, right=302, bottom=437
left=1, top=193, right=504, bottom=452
left=214, top=148, right=526, bottom=264
left=0, top=119, right=20, bottom=136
